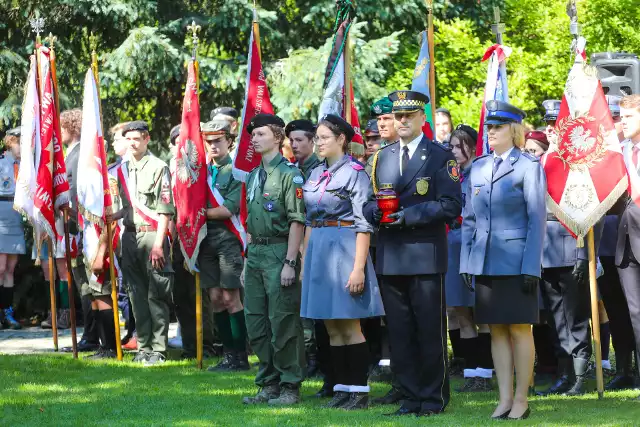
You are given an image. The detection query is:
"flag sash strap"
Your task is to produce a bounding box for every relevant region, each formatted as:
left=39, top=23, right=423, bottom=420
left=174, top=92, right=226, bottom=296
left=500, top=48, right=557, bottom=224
left=623, top=140, right=640, bottom=207
left=117, top=163, right=160, bottom=229
left=206, top=172, right=247, bottom=251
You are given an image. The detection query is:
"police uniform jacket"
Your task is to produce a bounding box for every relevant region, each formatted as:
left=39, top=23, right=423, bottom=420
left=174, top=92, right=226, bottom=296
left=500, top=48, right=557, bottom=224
left=460, top=147, right=546, bottom=278
left=364, top=136, right=462, bottom=276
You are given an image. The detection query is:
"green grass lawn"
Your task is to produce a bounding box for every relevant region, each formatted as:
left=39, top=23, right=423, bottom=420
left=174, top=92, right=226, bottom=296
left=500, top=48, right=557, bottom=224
left=2, top=354, right=640, bottom=426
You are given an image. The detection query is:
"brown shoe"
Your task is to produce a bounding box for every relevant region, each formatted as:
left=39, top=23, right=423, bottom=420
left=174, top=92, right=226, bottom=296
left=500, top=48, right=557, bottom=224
left=267, top=385, right=300, bottom=406
left=242, top=384, right=280, bottom=405
left=57, top=309, right=70, bottom=329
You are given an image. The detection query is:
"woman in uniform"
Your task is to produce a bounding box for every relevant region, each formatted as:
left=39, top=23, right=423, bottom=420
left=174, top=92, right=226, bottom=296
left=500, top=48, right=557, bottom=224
left=448, top=124, right=494, bottom=392
left=460, top=101, right=546, bottom=420
left=301, top=114, right=384, bottom=410
left=0, top=128, right=26, bottom=329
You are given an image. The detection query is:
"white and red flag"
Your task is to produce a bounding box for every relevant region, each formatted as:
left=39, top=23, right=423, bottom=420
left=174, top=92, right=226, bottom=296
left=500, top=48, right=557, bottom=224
left=77, top=68, right=119, bottom=283
left=542, top=37, right=628, bottom=245
left=14, top=55, right=43, bottom=247
left=174, top=60, right=208, bottom=272
left=233, top=19, right=274, bottom=182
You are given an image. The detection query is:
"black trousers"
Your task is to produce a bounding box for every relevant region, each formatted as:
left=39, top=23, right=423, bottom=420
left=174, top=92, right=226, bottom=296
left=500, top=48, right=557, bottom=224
left=617, top=240, right=640, bottom=369
left=380, top=274, right=449, bottom=413
left=600, top=256, right=635, bottom=357
left=172, top=251, right=215, bottom=356
left=540, top=267, right=592, bottom=360
left=72, top=263, right=99, bottom=344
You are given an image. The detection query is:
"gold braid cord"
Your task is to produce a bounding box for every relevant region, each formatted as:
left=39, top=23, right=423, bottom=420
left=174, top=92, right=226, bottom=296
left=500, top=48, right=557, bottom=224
left=371, top=149, right=381, bottom=194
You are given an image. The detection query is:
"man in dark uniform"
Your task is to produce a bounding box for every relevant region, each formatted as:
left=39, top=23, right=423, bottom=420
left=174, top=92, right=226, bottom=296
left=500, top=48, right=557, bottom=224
left=542, top=100, right=561, bottom=145
left=285, top=119, right=321, bottom=379
left=364, top=90, right=461, bottom=416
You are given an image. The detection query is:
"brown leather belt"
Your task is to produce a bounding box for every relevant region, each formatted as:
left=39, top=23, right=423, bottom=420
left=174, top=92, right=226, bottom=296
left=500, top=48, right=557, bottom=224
left=310, top=220, right=354, bottom=228
left=125, top=225, right=158, bottom=233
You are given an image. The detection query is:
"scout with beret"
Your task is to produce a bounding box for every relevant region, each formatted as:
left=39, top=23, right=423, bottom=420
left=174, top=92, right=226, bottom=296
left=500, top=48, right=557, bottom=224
left=364, top=119, right=382, bottom=174
left=286, top=119, right=321, bottom=180
left=195, top=119, right=249, bottom=371
left=542, top=99, right=561, bottom=145
left=524, top=130, right=549, bottom=158
left=109, top=120, right=175, bottom=366
left=242, top=113, right=307, bottom=406
left=370, top=97, right=398, bottom=147
left=363, top=90, right=462, bottom=417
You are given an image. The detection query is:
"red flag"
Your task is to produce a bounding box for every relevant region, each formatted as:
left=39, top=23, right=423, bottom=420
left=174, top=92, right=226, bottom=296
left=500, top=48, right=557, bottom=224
left=174, top=60, right=208, bottom=271
left=346, top=82, right=364, bottom=156
left=542, top=38, right=628, bottom=245
left=233, top=25, right=274, bottom=182
left=34, top=46, right=69, bottom=246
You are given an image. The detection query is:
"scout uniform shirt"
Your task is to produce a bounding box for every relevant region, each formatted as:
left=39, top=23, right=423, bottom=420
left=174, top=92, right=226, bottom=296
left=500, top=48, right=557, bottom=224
left=246, top=153, right=306, bottom=238
left=298, top=153, right=322, bottom=181
left=207, top=154, right=241, bottom=232
left=120, top=152, right=175, bottom=229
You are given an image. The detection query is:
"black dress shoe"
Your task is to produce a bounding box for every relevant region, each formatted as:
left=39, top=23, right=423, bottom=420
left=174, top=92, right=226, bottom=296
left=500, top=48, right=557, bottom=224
left=606, top=375, right=635, bottom=391
left=314, top=384, right=334, bottom=398
left=508, top=407, right=530, bottom=420
left=384, top=407, right=419, bottom=416
left=372, top=386, right=403, bottom=405
left=491, top=408, right=511, bottom=420
left=61, top=340, right=99, bottom=353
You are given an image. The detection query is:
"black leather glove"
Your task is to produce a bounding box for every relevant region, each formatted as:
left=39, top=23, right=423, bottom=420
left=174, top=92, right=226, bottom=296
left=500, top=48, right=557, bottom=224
left=572, top=259, right=589, bottom=286
left=522, top=275, right=538, bottom=294
left=385, top=210, right=405, bottom=228
left=372, top=206, right=382, bottom=225
left=461, top=273, right=474, bottom=292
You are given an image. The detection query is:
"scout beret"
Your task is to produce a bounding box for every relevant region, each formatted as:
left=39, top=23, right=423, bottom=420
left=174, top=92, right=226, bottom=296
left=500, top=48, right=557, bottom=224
left=122, top=120, right=149, bottom=136
left=370, top=97, right=393, bottom=117
left=542, top=99, right=561, bottom=122
left=525, top=130, right=549, bottom=150
left=285, top=120, right=315, bottom=137
left=389, top=90, right=430, bottom=114
left=6, top=127, right=20, bottom=137
left=454, top=124, right=478, bottom=142
left=246, top=113, right=285, bottom=134
left=318, top=114, right=355, bottom=142
left=364, top=119, right=379, bottom=136
left=169, top=125, right=180, bottom=145
left=210, top=106, right=238, bottom=120
left=202, top=119, right=231, bottom=135
left=436, top=107, right=451, bottom=116
left=485, top=100, right=526, bottom=125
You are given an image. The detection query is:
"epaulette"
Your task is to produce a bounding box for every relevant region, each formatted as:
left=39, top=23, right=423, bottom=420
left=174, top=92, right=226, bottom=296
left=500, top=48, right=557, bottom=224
left=380, top=141, right=398, bottom=151
left=432, top=140, right=452, bottom=152
left=521, top=151, right=540, bottom=162
left=472, top=153, right=491, bottom=163
left=350, top=160, right=365, bottom=171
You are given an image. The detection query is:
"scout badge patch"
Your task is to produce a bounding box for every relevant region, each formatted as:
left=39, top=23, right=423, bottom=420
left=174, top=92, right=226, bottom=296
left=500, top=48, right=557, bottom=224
left=447, top=160, right=460, bottom=182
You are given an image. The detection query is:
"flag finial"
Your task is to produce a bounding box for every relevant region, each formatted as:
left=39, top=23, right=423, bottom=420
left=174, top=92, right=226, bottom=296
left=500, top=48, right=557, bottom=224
left=30, top=17, right=45, bottom=37
left=46, top=33, right=57, bottom=49
left=187, top=20, right=201, bottom=59
left=492, top=7, right=505, bottom=44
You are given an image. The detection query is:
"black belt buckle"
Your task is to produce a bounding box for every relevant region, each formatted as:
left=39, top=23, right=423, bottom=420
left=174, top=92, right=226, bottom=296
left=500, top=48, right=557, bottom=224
left=254, top=237, right=268, bottom=245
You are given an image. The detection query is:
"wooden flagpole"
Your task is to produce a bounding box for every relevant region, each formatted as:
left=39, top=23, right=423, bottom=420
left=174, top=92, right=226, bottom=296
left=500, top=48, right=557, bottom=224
left=91, top=38, right=123, bottom=361
left=30, top=18, right=58, bottom=352
left=588, top=228, right=604, bottom=398
left=188, top=20, right=204, bottom=370
left=48, top=33, right=78, bottom=359
left=426, top=0, right=436, bottom=119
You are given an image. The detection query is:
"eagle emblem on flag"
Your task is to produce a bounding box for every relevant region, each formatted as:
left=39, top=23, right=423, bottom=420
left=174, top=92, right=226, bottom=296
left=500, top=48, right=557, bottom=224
left=176, top=139, right=201, bottom=185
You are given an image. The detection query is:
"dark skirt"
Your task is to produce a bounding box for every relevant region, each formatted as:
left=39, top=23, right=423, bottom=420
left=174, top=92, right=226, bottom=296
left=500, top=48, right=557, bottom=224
left=475, top=275, right=539, bottom=324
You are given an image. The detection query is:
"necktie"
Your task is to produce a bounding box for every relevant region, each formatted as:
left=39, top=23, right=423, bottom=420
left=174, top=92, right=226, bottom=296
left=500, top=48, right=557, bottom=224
left=208, top=164, right=219, bottom=188
left=633, top=146, right=640, bottom=171
left=492, top=156, right=503, bottom=178
left=401, top=146, right=410, bottom=175
left=258, top=168, right=267, bottom=193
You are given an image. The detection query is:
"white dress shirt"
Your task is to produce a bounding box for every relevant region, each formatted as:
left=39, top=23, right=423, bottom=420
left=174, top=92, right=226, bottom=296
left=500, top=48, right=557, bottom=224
left=399, top=134, right=422, bottom=175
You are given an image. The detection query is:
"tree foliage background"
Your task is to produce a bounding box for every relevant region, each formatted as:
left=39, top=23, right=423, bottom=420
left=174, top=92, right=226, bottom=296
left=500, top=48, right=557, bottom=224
left=0, top=0, right=638, bottom=156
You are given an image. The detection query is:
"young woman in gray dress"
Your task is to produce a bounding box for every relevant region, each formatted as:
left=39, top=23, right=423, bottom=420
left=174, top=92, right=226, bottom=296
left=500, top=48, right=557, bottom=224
left=301, top=114, right=384, bottom=410
left=0, top=129, right=26, bottom=329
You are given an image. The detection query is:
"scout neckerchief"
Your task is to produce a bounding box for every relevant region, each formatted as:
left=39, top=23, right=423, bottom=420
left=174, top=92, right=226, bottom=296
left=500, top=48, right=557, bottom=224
left=248, top=155, right=285, bottom=202
left=206, top=159, right=247, bottom=251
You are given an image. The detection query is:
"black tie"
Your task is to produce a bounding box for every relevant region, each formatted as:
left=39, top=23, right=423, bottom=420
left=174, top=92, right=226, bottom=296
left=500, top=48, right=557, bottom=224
left=258, top=168, right=267, bottom=193
left=401, top=146, right=410, bottom=175
left=492, top=156, right=503, bottom=178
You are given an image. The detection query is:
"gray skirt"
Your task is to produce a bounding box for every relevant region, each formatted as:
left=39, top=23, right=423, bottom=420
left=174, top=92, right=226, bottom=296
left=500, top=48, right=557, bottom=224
left=301, top=227, right=384, bottom=320
left=0, top=200, right=25, bottom=254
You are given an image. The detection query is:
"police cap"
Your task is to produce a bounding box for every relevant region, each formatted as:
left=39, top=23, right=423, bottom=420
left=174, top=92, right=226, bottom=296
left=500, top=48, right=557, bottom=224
left=542, top=99, right=561, bottom=122
left=485, top=100, right=526, bottom=125
left=389, top=90, right=430, bottom=114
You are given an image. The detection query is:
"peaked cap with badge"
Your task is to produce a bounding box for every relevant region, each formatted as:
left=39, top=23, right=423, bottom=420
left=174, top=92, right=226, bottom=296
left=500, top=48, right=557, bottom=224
left=202, top=119, right=231, bottom=135
left=485, top=100, right=526, bottom=125
left=210, top=106, right=238, bottom=121
left=389, top=90, right=430, bottom=114
left=542, top=99, right=562, bottom=122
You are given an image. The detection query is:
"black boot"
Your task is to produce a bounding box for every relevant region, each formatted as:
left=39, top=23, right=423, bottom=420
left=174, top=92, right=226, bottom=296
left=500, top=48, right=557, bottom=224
left=537, top=358, right=573, bottom=396
left=307, top=353, right=319, bottom=378
left=606, top=350, right=635, bottom=391
left=564, top=358, right=589, bottom=396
